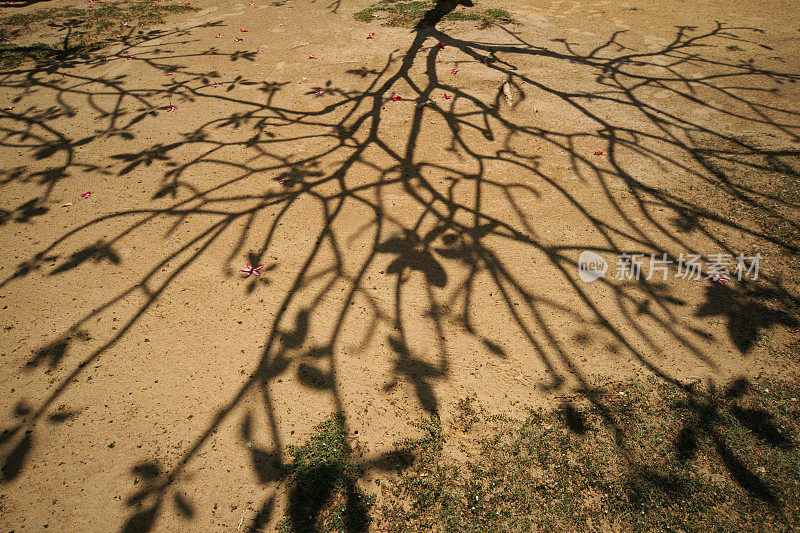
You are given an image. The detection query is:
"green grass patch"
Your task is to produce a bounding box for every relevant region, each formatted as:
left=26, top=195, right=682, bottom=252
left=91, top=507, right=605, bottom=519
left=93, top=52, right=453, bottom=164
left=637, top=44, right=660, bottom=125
left=693, top=146, right=800, bottom=263
left=0, top=42, right=58, bottom=70
left=354, top=1, right=515, bottom=28
left=753, top=169, right=800, bottom=246
left=378, top=376, right=800, bottom=531
left=278, top=414, right=376, bottom=532
left=0, top=0, right=197, bottom=70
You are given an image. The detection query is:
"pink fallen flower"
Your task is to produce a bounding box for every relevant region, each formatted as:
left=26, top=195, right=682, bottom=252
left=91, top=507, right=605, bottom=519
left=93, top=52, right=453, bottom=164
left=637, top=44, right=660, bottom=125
left=165, top=106, right=177, bottom=112
left=165, top=72, right=173, bottom=75
left=279, top=23, right=285, bottom=26
left=392, top=95, right=402, bottom=102
left=255, top=50, right=264, bottom=54
left=215, top=34, right=224, bottom=38
left=451, top=68, right=458, bottom=74
left=3, top=106, right=14, bottom=111
left=707, top=273, right=730, bottom=286
left=314, top=89, right=325, bottom=95
left=594, top=150, right=604, bottom=156
left=438, top=42, right=445, bottom=49
left=367, top=32, right=375, bottom=39
left=235, top=38, right=243, bottom=42
left=211, top=82, right=221, bottom=87
left=278, top=179, right=287, bottom=185
left=241, top=263, right=264, bottom=278
left=240, top=28, right=248, bottom=32
left=121, top=22, right=130, bottom=26
left=81, top=191, right=92, bottom=199
left=308, top=54, right=316, bottom=59
left=443, top=93, right=452, bottom=99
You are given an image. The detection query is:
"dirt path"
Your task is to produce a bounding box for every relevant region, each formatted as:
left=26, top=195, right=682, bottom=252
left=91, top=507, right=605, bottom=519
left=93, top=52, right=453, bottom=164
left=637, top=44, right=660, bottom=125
left=1, top=0, right=799, bottom=530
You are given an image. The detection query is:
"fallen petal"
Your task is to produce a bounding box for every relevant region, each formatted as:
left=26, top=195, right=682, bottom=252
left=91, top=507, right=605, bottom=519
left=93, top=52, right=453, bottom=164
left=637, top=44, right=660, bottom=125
left=3, top=106, right=14, bottom=111
left=308, top=54, right=316, bottom=59
left=451, top=68, right=459, bottom=74
left=81, top=191, right=92, bottom=198
left=443, top=93, right=452, bottom=99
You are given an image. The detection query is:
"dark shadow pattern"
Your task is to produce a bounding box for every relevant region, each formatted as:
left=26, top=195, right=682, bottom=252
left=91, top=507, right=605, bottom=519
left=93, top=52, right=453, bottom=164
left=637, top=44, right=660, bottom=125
left=0, top=3, right=799, bottom=530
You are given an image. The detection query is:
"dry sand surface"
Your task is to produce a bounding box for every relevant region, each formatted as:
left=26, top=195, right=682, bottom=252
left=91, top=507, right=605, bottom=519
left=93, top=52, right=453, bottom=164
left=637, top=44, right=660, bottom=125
left=1, top=0, right=799, bottom=530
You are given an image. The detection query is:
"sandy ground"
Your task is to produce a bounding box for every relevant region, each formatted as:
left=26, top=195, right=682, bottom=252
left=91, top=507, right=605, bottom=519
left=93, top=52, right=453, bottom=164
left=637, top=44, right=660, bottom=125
left=1, top=0, right=799, bottom=530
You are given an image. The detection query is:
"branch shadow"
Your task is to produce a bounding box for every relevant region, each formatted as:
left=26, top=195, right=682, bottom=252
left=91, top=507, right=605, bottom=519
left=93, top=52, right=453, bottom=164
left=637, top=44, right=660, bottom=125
left=1, top=3, right=799, bottom=530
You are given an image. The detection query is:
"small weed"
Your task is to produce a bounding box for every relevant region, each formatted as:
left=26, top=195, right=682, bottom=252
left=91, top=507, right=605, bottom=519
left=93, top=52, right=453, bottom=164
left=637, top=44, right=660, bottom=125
left=726, top=44, right=744, bottom=51
left=454, top=396, right=479, bottom=432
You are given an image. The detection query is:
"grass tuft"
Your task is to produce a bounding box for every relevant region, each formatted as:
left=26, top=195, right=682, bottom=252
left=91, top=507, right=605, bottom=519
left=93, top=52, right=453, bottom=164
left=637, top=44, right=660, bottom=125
left=353, top=1, right=516, bottom=28
left=278, top=414, right=375, bottom=532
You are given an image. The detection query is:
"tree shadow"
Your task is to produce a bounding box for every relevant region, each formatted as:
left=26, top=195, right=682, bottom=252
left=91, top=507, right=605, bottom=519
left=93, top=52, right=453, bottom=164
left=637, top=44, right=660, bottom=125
left=0, top=3, right=799, bottom=530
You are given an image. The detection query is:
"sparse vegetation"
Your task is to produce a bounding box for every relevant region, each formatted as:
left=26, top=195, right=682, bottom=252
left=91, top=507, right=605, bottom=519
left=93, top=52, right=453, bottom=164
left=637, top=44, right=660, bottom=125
left=353, top=1, right=515, bottom=28
left=0, top=0, right=197, bottom=70
left=378, top=377, right=800, bottom=531
left=278, top=414, right=375, bottom=532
